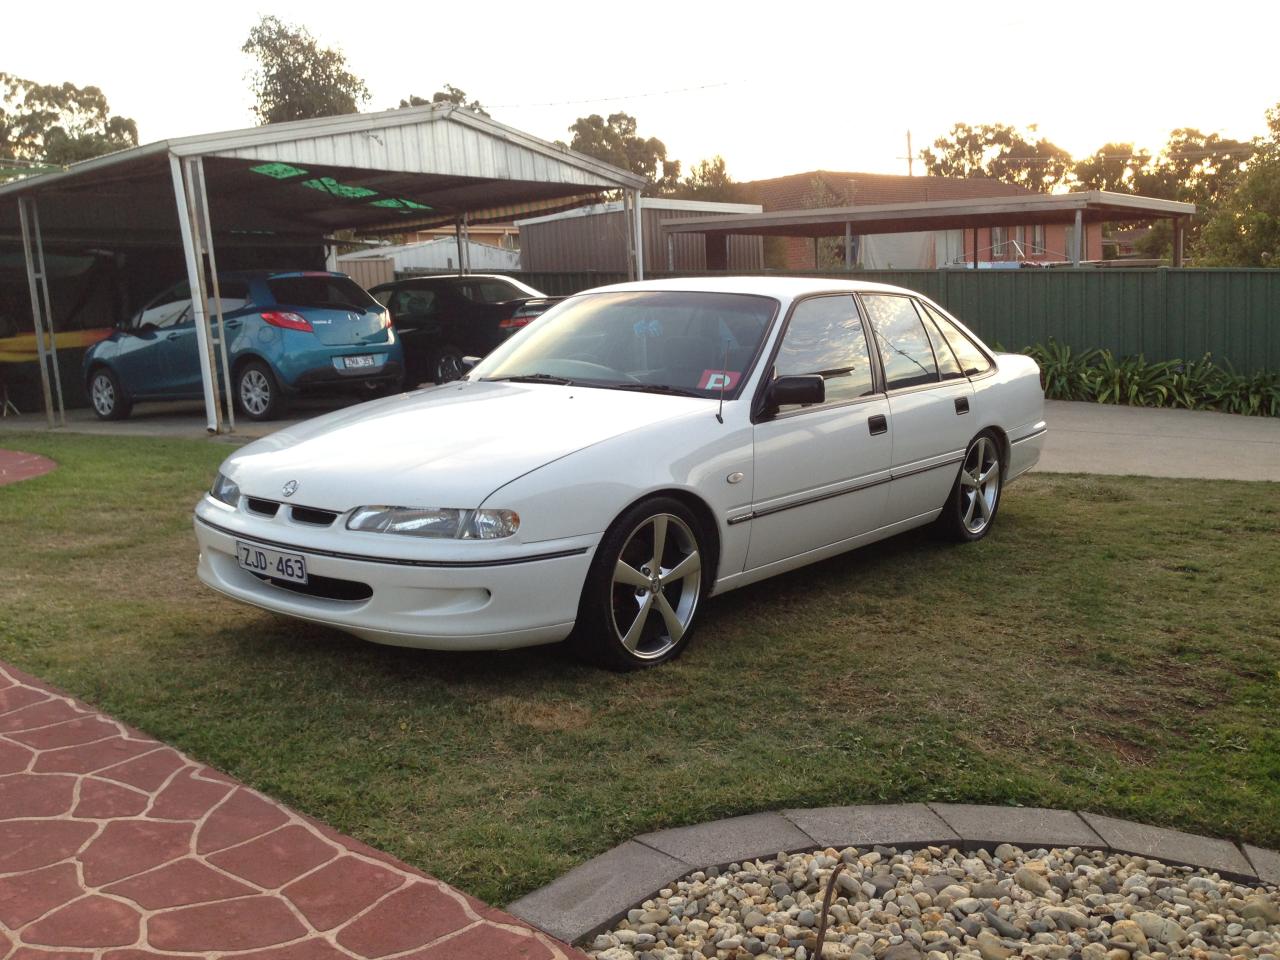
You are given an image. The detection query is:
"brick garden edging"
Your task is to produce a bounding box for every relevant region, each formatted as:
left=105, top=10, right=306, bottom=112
left=507, top=804, right=1280, bottom=945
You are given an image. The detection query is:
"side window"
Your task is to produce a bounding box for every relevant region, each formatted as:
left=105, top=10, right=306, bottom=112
left=861, top=294, right=940, bottom=390
left=774, top=295, right=875, bottom=409
left=922, top=302, right=993, bottom=376
left=209, top=279, right=249, bottom=315
left=476, top=280, right=518, bottom=303
left=391, top=289, right=438, bottom=318
left=917, top=301, right=965, bottom=381
left=135, top=282, right=192, bottom=330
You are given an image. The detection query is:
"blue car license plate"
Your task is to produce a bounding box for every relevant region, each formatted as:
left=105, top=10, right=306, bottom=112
left=343, top=355, right=376, bottom=369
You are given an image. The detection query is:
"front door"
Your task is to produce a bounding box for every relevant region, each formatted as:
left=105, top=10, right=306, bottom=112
left=746, top=295, right=892, bottom=571
left=112, top=281, right=196, bottom=398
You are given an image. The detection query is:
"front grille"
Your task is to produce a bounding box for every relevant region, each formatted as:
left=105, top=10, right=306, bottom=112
left=245, top=497, right=280, bottom=517
left=290, top=506, right=339, bottom=526
left=252, top=572, right=372, bottom=602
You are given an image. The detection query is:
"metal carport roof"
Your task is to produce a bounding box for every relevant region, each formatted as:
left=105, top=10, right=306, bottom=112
left=0, top=104, right=648, bottom=432
left=659, top=190, right=1196, bottom=269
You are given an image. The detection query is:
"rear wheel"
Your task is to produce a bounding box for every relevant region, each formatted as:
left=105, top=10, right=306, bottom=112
left=87, top=367, right=131, bottom=420
left=235, top=360, right=286, bottom=421
left=570, top=497, right=709, bottom=671
left=429, top=344, right=464, bottom=384
left=938, top=431, right=1003, bottom=542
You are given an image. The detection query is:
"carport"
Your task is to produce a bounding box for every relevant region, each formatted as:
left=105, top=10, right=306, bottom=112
left=0, top=104, right=647, bottom=433
left=659, top=190, right=1196, bottom=270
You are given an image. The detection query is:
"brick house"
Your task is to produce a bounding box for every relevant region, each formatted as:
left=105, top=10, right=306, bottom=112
left=739, top=171, right=1104, bottom=269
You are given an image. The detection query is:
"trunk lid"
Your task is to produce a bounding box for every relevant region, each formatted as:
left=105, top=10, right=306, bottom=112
left=267, top=273, right=388, bottom=346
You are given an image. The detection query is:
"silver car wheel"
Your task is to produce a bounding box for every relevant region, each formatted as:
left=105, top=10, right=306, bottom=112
left=240, top=368, right=271, bottom=416
left=959, top=436, right=1001, bottom=535
left=90, top=374, right=115, bottom=416
left=610, top=513, right=702, bottom=661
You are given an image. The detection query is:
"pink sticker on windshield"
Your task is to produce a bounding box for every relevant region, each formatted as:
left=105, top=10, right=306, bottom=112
left=699, top=370, right=741, bottom=390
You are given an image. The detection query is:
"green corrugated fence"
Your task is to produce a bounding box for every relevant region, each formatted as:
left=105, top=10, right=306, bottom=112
left=397, top=268, right=1280, bottom=374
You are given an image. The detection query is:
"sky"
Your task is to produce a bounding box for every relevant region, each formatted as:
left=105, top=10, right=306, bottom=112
left=5, top=0, right=1278, bottom=182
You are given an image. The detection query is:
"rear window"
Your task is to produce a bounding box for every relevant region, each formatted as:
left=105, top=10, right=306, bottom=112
left=267, top=275, right=377, bottom=311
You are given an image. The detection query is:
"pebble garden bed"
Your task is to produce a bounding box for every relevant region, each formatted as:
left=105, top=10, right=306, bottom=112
left=586, top=844, right=1280, bottom=960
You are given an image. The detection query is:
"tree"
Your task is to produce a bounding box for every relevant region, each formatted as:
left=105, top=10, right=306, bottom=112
left=398, top=85, right=489, bottom=117
left=1073, top=143, right=1154, bottom=193
left=672, top=156, right=739, bottom=202
left=920, top=122, right=1072, bottom=192
left=567, top=112, right=680, bottom=194
left=1195, top=104, right=1280, bottom=267
left=243, top=16, right=369, bottom=124
left=0, top=73, right=137, bottom=177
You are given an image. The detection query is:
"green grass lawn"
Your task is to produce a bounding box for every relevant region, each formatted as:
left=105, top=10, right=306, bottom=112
left=1, top=431, right=1277, bottom=905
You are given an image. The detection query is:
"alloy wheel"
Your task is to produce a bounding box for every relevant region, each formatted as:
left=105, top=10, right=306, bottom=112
left=959, top=436, right=1001, bottom=535
left=90, top=374, right=115, bottom=416
left=609, top=513, right=702, bottom=661
left=240, top=369, right=271, bottom=416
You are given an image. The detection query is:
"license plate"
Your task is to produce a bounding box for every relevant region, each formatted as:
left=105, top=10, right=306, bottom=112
left=236, top=540, right=308, bottom=584
left=343, top=354, right=376, bottom=369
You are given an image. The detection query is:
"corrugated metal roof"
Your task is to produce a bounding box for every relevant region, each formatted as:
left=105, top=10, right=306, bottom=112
left=0, top=104, right=645, bottom=241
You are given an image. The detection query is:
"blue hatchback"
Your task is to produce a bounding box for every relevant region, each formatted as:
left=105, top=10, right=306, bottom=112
left=84, top=270, right=404, bottom=420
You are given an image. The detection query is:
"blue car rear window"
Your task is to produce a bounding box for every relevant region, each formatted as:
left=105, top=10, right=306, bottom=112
left=268, top=276, right=377, bottom=311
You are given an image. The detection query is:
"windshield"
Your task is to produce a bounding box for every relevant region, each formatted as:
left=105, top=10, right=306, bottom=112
left=471, top=291, right=777, bottom=398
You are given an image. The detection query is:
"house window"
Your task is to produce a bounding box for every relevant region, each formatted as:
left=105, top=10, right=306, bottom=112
left=1014, top=226, right=1026, bottom=259
left=1032, top=224, right=1046, bottom=255
left=990, top=226, right=1007, bottom=259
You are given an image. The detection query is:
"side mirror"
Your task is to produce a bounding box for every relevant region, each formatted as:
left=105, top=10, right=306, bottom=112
left=459, top=356, right=481, bottom=373
left=766, top=374, right=825, bottom=411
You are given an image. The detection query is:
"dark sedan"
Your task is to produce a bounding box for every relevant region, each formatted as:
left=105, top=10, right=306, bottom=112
left=369, top=274, right=562, bottom=384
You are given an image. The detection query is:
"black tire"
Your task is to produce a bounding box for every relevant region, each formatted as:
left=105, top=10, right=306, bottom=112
left=234, top=360, right=287, bottom=421
left=429, top=344, right=465, bottom=384
left=569, top=496, right=711, bottom=671
left=937, top=430, right=1004, bottom=542
left=87, top=367, right=131, bottom=420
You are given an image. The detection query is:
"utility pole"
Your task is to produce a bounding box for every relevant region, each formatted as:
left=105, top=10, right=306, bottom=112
left=897, top=131, right=915, bottom=176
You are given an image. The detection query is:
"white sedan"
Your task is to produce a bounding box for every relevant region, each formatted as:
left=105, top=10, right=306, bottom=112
left=194, top=277, right=1045, bottom=669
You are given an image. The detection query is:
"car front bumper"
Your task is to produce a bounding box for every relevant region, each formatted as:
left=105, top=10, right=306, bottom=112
left=193, top=497, right=596, bottom=650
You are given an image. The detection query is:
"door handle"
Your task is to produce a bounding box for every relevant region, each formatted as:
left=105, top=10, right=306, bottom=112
left=165, top=331, right=182, bottom=340
left=954, top=397, right=970, bottom=415
left=868, top=414, right=888, bottom=435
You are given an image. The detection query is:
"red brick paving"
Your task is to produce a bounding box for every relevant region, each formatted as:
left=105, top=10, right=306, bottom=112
left=0, top=450, right=55, bottom=487
left=0, top=662, right=584, bottom=959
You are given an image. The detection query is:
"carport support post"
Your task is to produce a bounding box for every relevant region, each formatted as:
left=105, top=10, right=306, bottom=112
left=1172, top=217, right=1185, bottom=267
left=169, top=153, right=222, bottom=434
left=17, top=196, right=65, bottom=427
left=844, top=221, right=853, bottom=269
left=631, top=188, right=644, bottom=280
left=187, top=156, right=235, bottom=431
left=1072, top=209, right=1083, bottom=266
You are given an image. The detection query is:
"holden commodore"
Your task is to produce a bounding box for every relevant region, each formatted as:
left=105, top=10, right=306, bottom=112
left=193, top=278, right=1045, bottom=670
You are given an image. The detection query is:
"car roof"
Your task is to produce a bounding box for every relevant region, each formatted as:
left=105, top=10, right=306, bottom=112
left=583, top=276, right=922, bottom=298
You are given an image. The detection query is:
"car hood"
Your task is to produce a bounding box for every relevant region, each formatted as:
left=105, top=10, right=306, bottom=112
left=221, top=381, right=713, bottom=510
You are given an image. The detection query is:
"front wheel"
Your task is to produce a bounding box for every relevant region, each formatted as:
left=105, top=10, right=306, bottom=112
left=570, top=497, right=709, bottom=670
left=87, top=367, right=131, bottom=420
left=235, top=360, right=286, bottom=421
left=938, top=431, right=1003, bottom=542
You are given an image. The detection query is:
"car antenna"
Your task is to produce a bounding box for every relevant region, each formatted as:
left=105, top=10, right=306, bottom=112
left=715, top=339, right=728, bottom=424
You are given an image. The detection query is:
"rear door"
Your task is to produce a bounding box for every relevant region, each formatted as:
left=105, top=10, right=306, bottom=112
left=859, top=293, right=975, bottom=524
left=746, top=294, right=891, bottom=571
left=266, top=273, right=385, bottom=346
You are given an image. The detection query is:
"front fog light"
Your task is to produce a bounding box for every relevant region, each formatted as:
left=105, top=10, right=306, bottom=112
left=210, top=472, right=240, bottom=507
left=467, top=509, right=520, bottom=539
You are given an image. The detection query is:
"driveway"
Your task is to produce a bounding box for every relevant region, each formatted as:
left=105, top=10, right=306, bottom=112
left=1037, top=400, right=1280, bottom=482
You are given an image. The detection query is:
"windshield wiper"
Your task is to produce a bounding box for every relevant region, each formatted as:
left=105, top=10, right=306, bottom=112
left=600, top=382, right=704, bottom=398
left=483, top=373, right=574, bottom=385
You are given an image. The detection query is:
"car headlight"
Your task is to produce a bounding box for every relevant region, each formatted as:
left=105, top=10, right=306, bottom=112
left=346, top=506, right=519, bottom=539
left=209, top=472, right=240, bottom=507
